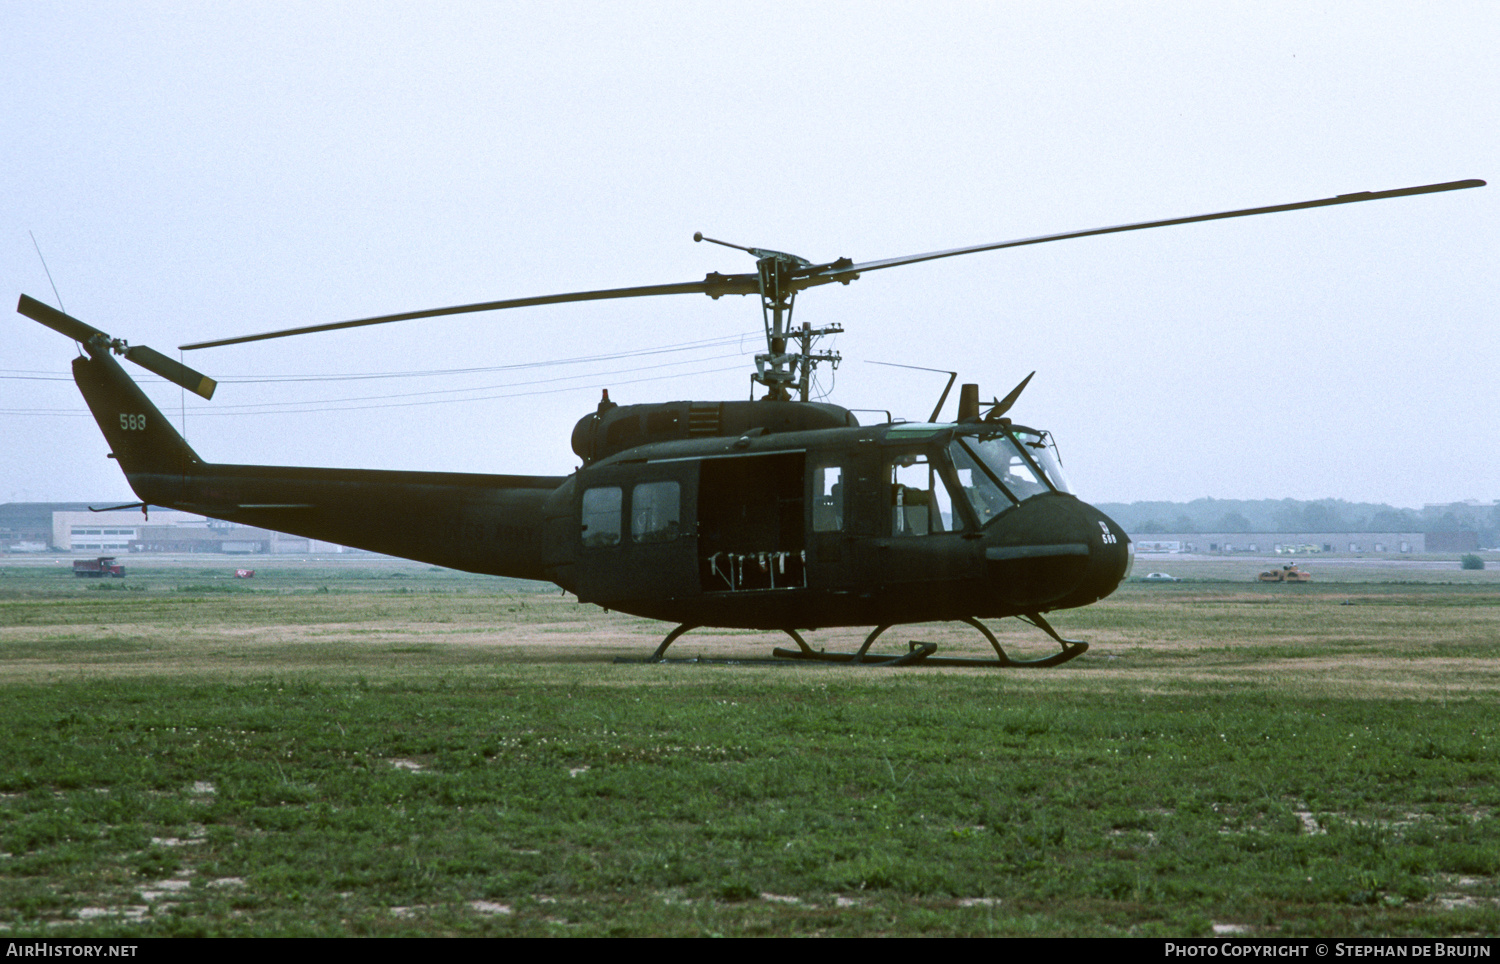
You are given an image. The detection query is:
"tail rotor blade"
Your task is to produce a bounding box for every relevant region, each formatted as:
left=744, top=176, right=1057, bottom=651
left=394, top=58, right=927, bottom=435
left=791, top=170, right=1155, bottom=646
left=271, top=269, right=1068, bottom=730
left=17, top=295, right=217, bottom=400
left=17, top=294, right=105, bottom=344
left=123, top=345, right=218, bottom=400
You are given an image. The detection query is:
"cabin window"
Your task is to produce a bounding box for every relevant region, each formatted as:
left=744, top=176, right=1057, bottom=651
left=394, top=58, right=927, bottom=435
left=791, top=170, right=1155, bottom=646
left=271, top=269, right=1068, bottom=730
left=812, top=465, right=843, bottom=532
left=631, top=481, right=681, bottom=543
left=581, top=486, right=622, bottom=547
left=888, top=453, right=960, bottom=536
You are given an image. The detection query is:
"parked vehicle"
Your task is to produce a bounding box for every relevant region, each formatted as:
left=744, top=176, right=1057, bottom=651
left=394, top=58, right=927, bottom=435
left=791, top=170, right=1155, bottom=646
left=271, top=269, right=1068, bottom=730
left=1258, top=564, right=1311, bottom=583
left=72, top=556, right=125, bottom=578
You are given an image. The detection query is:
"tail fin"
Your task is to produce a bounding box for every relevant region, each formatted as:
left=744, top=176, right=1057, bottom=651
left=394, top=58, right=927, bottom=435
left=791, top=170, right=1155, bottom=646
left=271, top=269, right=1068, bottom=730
left=73, top=348, right=202, bottom=506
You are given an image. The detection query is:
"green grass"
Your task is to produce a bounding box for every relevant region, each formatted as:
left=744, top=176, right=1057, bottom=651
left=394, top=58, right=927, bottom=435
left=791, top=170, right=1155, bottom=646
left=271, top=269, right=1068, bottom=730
left=0, top=555, right=1496, bottom=936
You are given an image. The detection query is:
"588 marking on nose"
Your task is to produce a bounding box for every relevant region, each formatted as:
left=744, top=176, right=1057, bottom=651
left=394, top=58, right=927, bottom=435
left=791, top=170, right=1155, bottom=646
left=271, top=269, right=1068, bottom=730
left=119, top=413, right=147, bottom=431
left=1099, top=521, right=1117, bottom=545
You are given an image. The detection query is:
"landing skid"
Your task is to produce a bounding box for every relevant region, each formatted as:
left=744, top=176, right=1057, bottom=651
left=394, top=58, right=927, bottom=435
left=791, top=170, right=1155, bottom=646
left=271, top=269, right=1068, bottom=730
left=628, top=614, right=1088, bottom=668
left=772, top=614, right=1087, bottom=668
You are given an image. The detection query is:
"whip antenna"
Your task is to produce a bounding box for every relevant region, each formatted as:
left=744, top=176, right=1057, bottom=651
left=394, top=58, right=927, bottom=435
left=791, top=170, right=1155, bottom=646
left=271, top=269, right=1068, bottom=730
left=28, top=231, right=66, bottom=313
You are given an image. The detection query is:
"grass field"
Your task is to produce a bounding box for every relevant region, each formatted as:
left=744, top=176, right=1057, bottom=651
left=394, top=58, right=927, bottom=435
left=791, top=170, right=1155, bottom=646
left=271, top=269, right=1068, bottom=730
left=0, top=553, right=1496, bottom=936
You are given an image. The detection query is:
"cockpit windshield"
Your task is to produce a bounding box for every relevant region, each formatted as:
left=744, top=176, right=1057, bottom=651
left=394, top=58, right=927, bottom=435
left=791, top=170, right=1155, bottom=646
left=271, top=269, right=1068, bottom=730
left=948, top=428, right=1071, bottom=524
left=1012, top=430, right=1071, bottom=494
left=963, top=433, right=1050, bottom=501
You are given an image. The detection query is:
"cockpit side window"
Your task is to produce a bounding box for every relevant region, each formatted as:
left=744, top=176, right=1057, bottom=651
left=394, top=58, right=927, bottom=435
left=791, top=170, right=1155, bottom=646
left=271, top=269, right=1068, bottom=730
left=812, top=465, right=844, bottom=532
left=888, top=452, right=964, bottom=536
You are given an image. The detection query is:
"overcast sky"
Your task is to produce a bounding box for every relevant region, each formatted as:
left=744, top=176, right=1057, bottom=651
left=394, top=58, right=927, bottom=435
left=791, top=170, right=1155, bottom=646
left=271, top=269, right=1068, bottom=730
left=3, top=2, right=1494, bottom=508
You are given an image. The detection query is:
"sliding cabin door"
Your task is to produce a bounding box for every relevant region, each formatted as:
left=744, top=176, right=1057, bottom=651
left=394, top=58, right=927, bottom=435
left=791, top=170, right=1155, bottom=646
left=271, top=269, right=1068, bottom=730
left=696, top=452, right=806, bottom=593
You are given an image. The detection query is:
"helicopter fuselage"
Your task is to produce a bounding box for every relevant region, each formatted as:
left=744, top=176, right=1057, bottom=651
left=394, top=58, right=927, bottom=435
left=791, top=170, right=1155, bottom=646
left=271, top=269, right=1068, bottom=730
left=70, top=346, right=1131, bottom=634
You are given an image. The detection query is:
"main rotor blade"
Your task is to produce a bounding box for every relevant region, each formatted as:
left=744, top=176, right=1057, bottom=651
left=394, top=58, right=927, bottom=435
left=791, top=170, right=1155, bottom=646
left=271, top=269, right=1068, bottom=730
left=802, top=178, right=1486, bottom=285
left=176, top=177, right=1483, bottom=350
left=180, top=275, right=759, bottom=350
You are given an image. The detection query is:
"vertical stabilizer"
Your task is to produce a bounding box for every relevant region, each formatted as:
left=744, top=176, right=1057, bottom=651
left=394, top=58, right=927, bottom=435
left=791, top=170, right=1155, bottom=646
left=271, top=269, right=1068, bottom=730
left=72, top=349, right=201, bottom=506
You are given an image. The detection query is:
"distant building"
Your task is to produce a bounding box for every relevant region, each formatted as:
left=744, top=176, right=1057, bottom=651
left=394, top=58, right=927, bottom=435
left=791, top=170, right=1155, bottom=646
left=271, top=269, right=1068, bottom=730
left=1423, top=499, right=1497, bottom=513
left=1123, top=531, right=1429, bottom=554
left=54, top=509, right=204, bottom=552
left=0, top=502, right=94, bottom=549
left=43, top=508, right=345, bottom=554
left=1425, top=531, right=1480, bottom=553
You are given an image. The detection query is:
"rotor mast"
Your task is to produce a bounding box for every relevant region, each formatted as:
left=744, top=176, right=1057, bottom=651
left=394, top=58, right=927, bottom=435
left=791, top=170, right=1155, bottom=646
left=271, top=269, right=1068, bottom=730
left=696, top=233, right=842, bottom=401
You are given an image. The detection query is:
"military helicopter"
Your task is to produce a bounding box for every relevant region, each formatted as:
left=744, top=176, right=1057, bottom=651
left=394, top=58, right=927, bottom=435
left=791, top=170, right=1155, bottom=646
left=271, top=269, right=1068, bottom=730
left=17, top=177, right=1483, bottom=666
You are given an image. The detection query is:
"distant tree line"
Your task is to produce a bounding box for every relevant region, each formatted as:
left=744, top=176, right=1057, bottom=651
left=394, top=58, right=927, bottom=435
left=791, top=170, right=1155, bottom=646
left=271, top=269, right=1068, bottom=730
left=1096, top=498, right=1499, bottom=547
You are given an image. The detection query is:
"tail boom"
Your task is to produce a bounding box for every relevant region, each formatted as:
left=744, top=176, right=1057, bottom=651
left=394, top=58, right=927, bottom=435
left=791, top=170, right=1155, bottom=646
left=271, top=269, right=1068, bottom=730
left=72, top=343, right=563, bottom=580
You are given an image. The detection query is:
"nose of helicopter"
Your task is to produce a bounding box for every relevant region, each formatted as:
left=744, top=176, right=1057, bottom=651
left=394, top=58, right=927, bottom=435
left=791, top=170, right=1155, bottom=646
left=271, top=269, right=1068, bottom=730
left=980, top=495, right=1131, bottom=611
left=1069, top=500, right=1133, bottom=607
